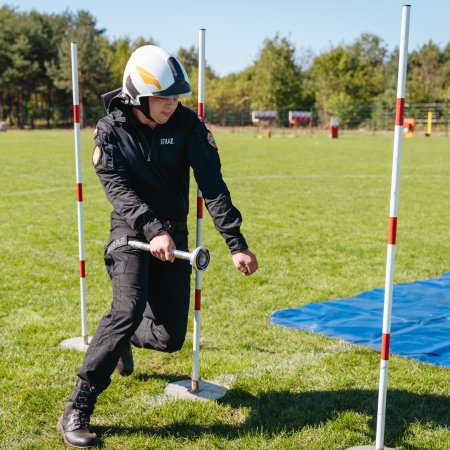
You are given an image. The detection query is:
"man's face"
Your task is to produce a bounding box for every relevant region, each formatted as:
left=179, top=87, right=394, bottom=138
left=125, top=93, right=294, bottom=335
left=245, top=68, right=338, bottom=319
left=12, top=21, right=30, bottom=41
left=148, top=96, right=179, bottom=124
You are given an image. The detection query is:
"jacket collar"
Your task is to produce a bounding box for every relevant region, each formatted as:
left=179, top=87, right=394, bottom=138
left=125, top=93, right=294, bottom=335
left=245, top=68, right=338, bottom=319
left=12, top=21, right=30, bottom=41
left=101, top=88, right=126, bottom=114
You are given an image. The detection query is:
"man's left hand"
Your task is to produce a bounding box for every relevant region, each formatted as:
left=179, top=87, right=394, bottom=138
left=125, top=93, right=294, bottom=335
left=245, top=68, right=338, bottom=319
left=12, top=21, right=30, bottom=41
left=232, top=249, right=258, bottom=276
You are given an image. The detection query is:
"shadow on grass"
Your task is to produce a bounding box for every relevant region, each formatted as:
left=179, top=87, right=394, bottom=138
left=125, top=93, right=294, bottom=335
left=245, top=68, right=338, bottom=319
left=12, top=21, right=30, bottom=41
left=133, top=371, right=186, bottom=383
left=94, top=387, right=450, bottom=449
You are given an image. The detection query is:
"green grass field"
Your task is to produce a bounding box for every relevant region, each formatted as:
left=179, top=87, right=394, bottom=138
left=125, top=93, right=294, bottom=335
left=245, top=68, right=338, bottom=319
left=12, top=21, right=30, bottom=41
left=0, top=128, right=449, bottom=450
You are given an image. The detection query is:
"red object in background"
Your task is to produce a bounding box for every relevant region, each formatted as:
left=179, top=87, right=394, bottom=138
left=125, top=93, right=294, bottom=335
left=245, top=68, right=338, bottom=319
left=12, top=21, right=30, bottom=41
left=328, top=118, right=339, bottom=139
left=288, top=111, right=313, bottom=125
left=404, top=117, right=415, bottom=137
left=329, top=125, right=338, bottom=138
left=267, top=129, right=272, bottom=139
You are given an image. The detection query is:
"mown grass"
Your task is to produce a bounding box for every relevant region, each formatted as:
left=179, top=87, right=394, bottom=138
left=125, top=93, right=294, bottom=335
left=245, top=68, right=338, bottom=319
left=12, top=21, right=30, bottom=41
left=0, top=128, right=449, bottom=449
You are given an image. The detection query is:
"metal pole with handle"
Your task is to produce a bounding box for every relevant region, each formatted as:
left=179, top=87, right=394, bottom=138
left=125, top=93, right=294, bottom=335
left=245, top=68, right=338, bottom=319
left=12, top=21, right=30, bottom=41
left=127, top=240, right=210, bottom=272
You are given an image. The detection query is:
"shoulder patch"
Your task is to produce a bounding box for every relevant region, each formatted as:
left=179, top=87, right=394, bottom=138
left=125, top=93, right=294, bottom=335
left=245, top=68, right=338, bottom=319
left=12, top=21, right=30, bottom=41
left=207, top=131, right=217, bottom=149
left=93, top=127, right=98, bottom=139
left=92, top=146, right=102, bottom=167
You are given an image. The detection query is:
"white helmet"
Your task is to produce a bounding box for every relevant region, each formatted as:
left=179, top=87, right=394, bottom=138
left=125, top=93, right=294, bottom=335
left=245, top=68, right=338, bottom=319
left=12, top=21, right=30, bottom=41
left=122, top=45, right=191, bottom=105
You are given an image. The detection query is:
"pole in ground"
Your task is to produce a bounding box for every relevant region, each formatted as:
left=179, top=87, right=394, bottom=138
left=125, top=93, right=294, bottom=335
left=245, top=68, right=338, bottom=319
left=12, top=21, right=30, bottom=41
left=59, top=42, right=92, bottom=351
left=346, top=5, right=411, bottom=450
left=163, top=28, right=228, bottom=401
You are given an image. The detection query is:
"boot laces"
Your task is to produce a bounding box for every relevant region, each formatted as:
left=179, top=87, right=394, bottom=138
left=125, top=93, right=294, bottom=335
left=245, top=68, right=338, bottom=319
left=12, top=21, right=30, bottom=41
left=72, top=408, right=91, bottom=429
left=73, top=389, right=97, bottom=420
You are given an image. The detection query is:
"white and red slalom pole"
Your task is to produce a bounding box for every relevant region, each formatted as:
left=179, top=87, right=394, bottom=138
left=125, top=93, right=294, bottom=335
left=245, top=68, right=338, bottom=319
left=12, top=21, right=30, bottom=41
left=191, top=28, right=206, bottom=393
left=71, top=42, right=89, bottom=346
left=375, top=5, right=410, bottom=450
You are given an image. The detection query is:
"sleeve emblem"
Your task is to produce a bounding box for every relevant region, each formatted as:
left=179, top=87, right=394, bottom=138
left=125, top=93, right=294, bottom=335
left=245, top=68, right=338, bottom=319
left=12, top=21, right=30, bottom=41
left=92, top=146, right=102, bottom=167
left=207, top=131, right=217, bottom=149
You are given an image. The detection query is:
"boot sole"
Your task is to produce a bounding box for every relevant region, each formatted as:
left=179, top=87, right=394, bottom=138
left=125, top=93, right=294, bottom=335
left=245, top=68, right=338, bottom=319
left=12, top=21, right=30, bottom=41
left=56, top=418, right=97, bottom=449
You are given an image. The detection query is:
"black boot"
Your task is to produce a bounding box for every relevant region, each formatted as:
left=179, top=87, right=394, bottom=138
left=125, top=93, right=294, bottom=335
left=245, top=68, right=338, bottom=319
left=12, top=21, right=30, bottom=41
left=116, top=342, right=134, bottom=376
left=57, top=379, right=100, bottom=448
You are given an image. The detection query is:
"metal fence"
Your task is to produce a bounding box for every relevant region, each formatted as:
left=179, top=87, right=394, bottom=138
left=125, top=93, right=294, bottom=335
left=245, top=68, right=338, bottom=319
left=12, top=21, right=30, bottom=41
left=2, top=100, right=449, bottom=134
left=206, top=102, right=449, bottom=134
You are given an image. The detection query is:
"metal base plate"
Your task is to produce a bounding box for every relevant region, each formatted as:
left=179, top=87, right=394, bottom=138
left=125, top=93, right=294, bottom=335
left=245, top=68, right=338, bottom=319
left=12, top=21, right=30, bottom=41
left=346, top=446, right=395, bottom=450
left=164, top=379, right=228, bottom=401
left=59, top=336, right=92, bottom=352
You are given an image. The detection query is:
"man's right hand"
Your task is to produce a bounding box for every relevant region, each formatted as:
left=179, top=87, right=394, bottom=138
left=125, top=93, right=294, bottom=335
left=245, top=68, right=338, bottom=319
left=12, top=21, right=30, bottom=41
left=149, top=231, right=176, bottom=262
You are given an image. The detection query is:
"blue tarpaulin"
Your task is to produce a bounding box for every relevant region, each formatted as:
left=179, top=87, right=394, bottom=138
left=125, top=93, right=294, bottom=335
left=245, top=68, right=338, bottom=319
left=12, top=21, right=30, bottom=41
left=270, top=271, right=450, bottom=368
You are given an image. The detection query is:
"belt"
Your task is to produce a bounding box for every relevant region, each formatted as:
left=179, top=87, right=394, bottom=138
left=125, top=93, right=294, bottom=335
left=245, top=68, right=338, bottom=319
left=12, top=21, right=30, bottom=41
left=162, top=219, right=187, bottom=232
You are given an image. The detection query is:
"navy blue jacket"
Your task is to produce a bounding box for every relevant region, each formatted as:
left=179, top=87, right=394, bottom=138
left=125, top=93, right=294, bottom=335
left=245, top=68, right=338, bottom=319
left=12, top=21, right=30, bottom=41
left=93, top=89, right=247, bottom=254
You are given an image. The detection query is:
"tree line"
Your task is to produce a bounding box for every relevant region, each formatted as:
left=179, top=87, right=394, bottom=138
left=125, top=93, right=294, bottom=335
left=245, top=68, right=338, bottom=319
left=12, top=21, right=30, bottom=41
left=0, top=6, right=449, bottom=128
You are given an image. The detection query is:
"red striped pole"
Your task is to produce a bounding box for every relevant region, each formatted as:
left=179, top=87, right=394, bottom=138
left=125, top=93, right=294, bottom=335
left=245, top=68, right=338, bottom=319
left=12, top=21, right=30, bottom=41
left=71, top=42, right=88, bottom=346
left=191, top=28, right=206, bottom=393
left=375, top=5, right=410, bottom=449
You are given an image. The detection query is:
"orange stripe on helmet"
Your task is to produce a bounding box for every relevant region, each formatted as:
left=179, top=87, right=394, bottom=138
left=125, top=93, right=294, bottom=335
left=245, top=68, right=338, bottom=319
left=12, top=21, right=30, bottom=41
left=136, top=65, right=162, bottom=89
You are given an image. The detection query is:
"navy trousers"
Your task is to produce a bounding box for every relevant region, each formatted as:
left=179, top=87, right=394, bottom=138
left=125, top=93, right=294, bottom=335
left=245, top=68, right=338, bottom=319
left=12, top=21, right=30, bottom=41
left=77, top=227, right=191, bottom=390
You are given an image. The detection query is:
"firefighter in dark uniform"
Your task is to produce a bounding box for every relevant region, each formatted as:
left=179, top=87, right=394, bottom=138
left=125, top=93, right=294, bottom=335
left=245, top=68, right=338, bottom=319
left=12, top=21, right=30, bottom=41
left=57, top=45, right=258, bottom=448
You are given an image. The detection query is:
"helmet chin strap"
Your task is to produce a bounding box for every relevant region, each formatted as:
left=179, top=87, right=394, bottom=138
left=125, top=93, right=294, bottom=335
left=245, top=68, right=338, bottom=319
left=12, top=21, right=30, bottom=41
left=137, top=97, right=158, bottom=123
left=122, top=94, right=155, bottom=123
left=122, top=92, right=159, bottom=124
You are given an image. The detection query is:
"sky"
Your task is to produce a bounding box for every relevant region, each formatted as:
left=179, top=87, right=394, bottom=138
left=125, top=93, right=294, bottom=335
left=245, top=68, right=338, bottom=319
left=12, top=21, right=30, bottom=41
left=6, top=0, right=450, bottom=76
